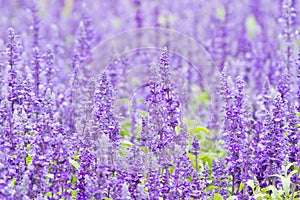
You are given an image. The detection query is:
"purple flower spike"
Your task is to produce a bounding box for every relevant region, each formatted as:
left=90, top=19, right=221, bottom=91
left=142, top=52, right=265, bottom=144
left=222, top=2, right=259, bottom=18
left=94, top=72, right=120, bottom=144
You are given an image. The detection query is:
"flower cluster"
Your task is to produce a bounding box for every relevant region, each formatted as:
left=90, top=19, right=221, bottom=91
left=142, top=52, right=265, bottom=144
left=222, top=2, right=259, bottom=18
left=1, top=0, right=300, bottom=199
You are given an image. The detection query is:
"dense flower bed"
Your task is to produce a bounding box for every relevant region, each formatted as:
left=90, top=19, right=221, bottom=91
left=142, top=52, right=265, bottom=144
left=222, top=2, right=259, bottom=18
left=1, top=0, right=300, bottom=199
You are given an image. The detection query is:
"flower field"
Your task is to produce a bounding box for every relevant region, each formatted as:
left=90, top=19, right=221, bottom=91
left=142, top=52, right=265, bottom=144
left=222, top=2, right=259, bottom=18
left=1, top=0, right=300, bottom=199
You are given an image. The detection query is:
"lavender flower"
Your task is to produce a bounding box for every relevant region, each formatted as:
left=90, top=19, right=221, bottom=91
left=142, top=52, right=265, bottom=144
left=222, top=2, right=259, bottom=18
left=159, top=47, right=181, bottom=131
left=277, top=68, right=290, bottom=100
left=28, top=3, right=41, bottom=48
left=31, top=47, right=42, bottom=98
left=76, top=15, right=94, bottom=65
left=212, top=159, right=228, bottom=198
left=286, top=105, right=300, bottom=165
left=94, top=72, right=120, bottom=143
left=279, top=0, right=296, bottom=70
left=6, top=28, right=21, bottom=132
left=221, top=75, right=248, bottom=194
left=1, top=1, right=300, bottom=199
left=190, top=136, right=200, bottom=170
left=261, top=93, right=287, bottom=181
left=43, top=46, right=54, bottom=92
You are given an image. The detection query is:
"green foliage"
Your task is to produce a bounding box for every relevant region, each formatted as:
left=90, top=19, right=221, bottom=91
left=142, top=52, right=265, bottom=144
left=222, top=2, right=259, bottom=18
left=68, top=158, right=80, bottom=169
left=71, top=175, right=77, bottom=185
left=196, top=91, right=210, bottom=105
left=119, top=141, right=133, bottom=156
left=120, top=140, right=133, bottom=147
left=134, top=125, right=142, bottom=135
left=45, top=192, right=52, bottom=197
left=140, top=146, right=149, bottom=154
left=11, top=178, right=16, bottom=189
left=26, top=131, right=35, bottom=135
left=120, top=121, right=132, bottom=138
left=71, top=189, right=77, bottom=198
left=169, top=166, right=175, bottom=174
left=238, top=183, right=244, bottom=193
left=245, top=14, right=259, bottom=39
left=137, top=98, right=145, bottom=103
left=269, top=162, right=298, bottom=199
left=226, top=197, right=238, bottom=200
left=241, top=163, right=300, bottom=199
left=175, top=124, right=181, bottom=134
left=214, top=193, right=224, bottom=200
left=189, top=126, right=212, bottom=139
left=26, top=143, right=31, bottom=150
left=72, top=155, right=80, bottom=160
left=26, top=154, right=32, bottom=166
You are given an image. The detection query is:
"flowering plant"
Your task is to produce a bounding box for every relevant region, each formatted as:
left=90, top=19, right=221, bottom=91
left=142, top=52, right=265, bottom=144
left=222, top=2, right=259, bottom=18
left=1, top=0, right=300, bottom=199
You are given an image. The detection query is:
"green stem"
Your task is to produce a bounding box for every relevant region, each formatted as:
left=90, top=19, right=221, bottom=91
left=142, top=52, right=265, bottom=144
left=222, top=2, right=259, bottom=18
left=195, top=153, right=198, bottom=171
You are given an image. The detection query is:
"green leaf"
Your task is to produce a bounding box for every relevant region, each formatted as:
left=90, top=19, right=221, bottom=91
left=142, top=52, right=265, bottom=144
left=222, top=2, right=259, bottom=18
left=71, top=190, right=77, bottom=197
left=261, top=186, right=272, bottom=193
left=140, top=146, right=149, bottom=154
left=169, top=166, right=174, bottom=174
left=282, top=177, right=291, bottom=197
left=175, top=124, right=181, bottom=134
left=137, top=98, right=145, bottom=103
left=71, top=175, right=77, bottom=185
left=68, top=158, right=80, bottom=169
left=254, top=193, right=270, bottom=199
left=196, top=91, right=210, bottom=104
left=184, top=119, right=197, bottom=126
left=238, top=182, right=244, bottom=192
left=11, top=178, right=16, bottom=188
left=187, top=153, right=195, bottom=163
left=120, top=141, right=133, bottom=147
left=214, top=193, right=224, bottom=200
left=226, top=197, right=238, bottom=200
left=267, top=185, right=283, bottom=200
left=120, top=130, right=126, bottom=137
left=26, top=154, right=32, bottom=166
left=45, top=192, right=52, bottom=197
left=245, top=14, right=258, bottom=39
left=206, top=185, right=217, bottom=190
left=198, top=152, right=217, bottom=167
left=189, top=127, right=212, bottom=135
left=120, top=121, right=131, bottom=138
left=121, top=121, right=131, bottom=129
left=72, top=155, right=80, bottom=160
left=120, top=129, right=131, bottom=138
left=141, top=111, right=148, bottom=116
left=270, top=173, right=293, bottom=196
left=134, top=125, right=142, bottom=134
left=216, top=6, right=225, bottom=20
left=46, top=173, right=54, bottom=179
left=26, top=131, right=35, bottom=135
